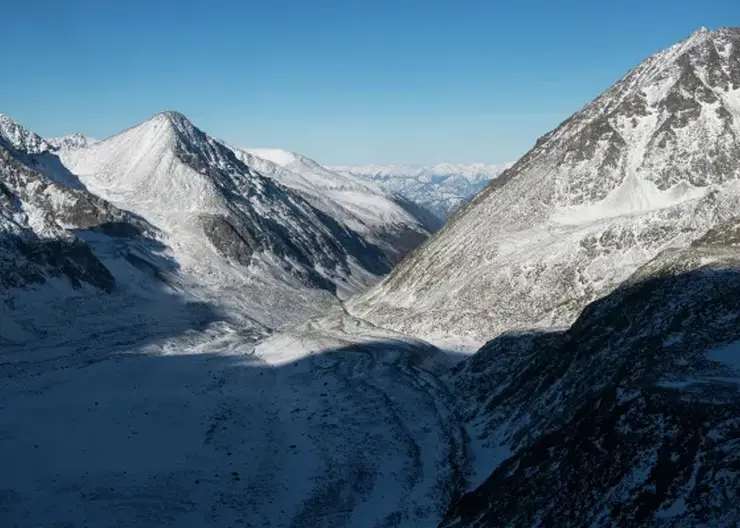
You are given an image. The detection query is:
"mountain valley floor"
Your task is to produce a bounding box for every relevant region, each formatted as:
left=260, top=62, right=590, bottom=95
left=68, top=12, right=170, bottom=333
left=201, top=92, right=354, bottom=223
left=0, top=302, right=478, bottom=528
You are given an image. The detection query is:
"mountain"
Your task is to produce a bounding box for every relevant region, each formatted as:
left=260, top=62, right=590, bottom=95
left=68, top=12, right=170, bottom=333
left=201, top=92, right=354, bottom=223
left=333, top=162, right=511, bottom=219
left=233, top=148, right=442, bottom=263
left=0, top=114, right=453, bottom=527
left=0, top=113, right=52, bottom=154
left=0, top=113, right=90, bottom=190
left=1, top=111, right=438, bottom=342
left=59, top=113, right=406, bottom=305
left=0, top=115, right=164, bottom=343
left=4, top=28, right=740, bottom=528
left=442, top=217, right=740, bottom=526
left=348, top=27, right=740, bottom=347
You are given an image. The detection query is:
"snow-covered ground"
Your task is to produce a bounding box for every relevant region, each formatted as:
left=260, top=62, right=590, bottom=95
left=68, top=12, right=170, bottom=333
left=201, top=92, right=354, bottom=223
left=0, top=306, right=469, bottom=527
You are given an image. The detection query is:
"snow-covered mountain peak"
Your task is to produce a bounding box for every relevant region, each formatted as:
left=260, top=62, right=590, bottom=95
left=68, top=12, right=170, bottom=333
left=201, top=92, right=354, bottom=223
left=133, top=111, right=195, bottom=144
left=240, top=147, right=391, bottom=195
left=0, top=113, right=52, bottom=154
left=488, top=26, right=740, bottom=223
left=54, top=111, right=436, bottom=311
left=149, top=111, right=205, bottom=140
left=59, top=112, right=249, bottom=221
left=231, top=145, right=440, bottom=261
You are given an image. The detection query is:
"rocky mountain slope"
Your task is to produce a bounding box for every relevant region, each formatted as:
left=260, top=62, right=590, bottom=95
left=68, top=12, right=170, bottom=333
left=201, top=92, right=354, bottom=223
left=5, top=26, right=740, bottom=527
left=60, top=112, right=389, bottom=295
left=348, top=27, right=740, bottom=347
left=333, top=163, right=511, bottom=220
left=233, top=148, right=441, bottom=263
left=442, top=216, right=740, bottom=527
left=0, top=117, right=167, bottom=343
left=47, top=133, right=98, bottom=151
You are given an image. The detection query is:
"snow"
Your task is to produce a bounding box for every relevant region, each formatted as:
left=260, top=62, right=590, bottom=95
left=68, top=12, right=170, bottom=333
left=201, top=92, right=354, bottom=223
left=0, top=113, right=53, bottom=153
left=553, top=176, right=710, bottom=225
left=54, top=111, right=425, bottom=326
left=1, top=303, right=466, bottom=527
left=656, top=497, right=687, bottom=519
left=657, top=379, right=703, bottom=389
left=657, top=447, right=703, bottom=519
left=242, top=147, right=299, bottom=167
left=348, top=26, right=740, bottom=345
left=464, top=424, right=511, bottom=490
left=0, top=109, right=465, bottom=523
left=4, top=26, right=740, bottom=527
left=663, top=333, right=684, bottom=347
left=707, top=340, right=740, bottom=370
left=233, top=147, right=430, bottom=234
left=47, top=133, right=98, bottom=150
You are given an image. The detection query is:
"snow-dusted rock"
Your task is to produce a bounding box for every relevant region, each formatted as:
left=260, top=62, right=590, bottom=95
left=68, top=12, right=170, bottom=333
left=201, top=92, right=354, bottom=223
left=443, top=216, right=740, bottom=526
left=233, top=147, right=441, bottom=263
left=47, top=133, right=98, bottom=151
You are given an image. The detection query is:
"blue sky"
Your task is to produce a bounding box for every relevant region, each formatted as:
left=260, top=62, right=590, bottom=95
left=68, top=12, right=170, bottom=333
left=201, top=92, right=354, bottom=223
left=1, top=1, right=736, bottom=165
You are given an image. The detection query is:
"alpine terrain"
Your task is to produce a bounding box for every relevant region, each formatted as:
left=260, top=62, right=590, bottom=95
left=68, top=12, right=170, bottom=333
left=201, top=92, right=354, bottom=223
left=349, top=27, right=740, bottom=348
left=233, top=148, right=443, bottom=262
left=443, top=217, right=740, bottom=526
left=333, top=163, right=511, bottom=220
left=3, top=25, right=740, bottom=528
left=0, top=111, right=450, bottom=526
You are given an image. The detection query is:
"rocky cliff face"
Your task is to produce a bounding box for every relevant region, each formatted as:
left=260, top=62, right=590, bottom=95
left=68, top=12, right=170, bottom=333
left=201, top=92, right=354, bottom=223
left=348, top=27, right=740, bottom=346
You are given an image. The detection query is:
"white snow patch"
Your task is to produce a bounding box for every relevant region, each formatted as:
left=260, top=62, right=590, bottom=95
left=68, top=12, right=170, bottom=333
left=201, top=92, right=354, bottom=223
left=663, top=333, right=684, bottom=347
left=465, top=426, right=512, bottom=490
left=707, top=340, right=740, bottom=370
left=656, top=497, right=687, bottom=518
left=554, top=176, right=709, bottom=226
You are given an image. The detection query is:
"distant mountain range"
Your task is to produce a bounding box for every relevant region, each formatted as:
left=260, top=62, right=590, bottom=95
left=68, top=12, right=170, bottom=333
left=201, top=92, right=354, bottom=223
left=332, top=163, right=512, bottom=219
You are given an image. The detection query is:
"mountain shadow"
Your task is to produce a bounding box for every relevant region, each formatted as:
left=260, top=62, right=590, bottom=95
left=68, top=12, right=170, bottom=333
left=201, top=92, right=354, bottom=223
left=0, top=221, right=229, bottom=370
left=0, top=334, right=466, bottom=527
left=3, top=242, right=740, bottom=527
left=443, top=261, right=740, bottom=527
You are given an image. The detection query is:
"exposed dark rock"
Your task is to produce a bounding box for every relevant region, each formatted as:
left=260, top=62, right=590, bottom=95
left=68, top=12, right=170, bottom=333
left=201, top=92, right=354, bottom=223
left=1, top=234, right=114, bottom=292
left=201, top=214, right=257, bottom=266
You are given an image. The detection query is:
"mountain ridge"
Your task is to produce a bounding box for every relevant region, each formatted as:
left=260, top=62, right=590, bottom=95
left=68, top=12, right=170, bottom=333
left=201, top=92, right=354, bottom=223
left=348, top=26, right=740, bottom=346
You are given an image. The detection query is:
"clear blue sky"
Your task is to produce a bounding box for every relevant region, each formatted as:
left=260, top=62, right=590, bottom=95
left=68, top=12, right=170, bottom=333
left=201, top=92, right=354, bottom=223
left=1, top=1, right=736, bottom=165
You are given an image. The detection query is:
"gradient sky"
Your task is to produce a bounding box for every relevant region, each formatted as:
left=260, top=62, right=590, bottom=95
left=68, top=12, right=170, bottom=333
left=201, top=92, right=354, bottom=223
left=1, top=1, right=737, bottom=165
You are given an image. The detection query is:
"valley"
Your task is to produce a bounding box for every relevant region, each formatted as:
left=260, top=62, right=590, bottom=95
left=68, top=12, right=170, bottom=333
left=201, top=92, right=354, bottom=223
left=2, top=25, right=740, bottom=528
